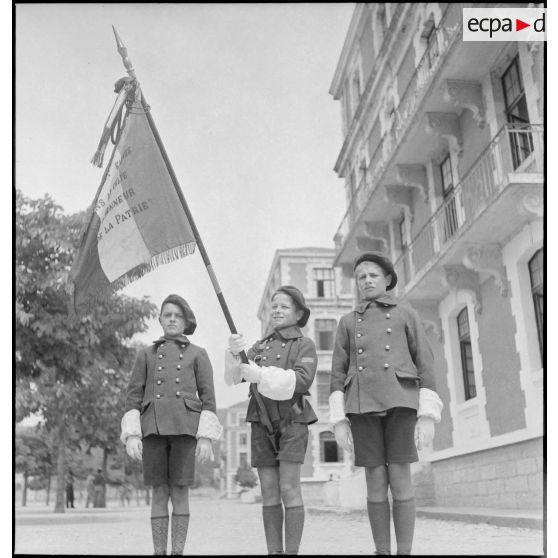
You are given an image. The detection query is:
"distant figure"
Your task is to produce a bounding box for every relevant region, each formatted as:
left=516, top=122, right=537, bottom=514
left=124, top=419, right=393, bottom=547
left=93, top=469, right=106, bottom=508
left=85, top=474, right=95, bottom=508
left=119, top=482, right=131, bottom=507
left=65, top=471, right=75, bottom=508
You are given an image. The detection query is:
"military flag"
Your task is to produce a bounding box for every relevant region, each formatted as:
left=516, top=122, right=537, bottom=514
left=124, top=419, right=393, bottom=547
left=68, top=42, right=197, bottom=314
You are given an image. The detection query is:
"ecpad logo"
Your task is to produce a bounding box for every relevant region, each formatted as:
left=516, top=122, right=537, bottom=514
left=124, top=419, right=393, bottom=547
left=463, top=8, right=546, bottom=42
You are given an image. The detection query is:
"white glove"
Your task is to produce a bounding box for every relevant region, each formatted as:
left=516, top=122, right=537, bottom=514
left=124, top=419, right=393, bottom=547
left=415, top=416, right=435, bottom=450
left=126, top=435, right=143, bottom=461
left=224, top=350, right=243, bottom=386
left=240, top=360, right=262, bottom=383
left=195, top=437, right=214, bottom=464
left=333, top=420, right=353, bottom=454
left=228, top=334, right=248, bottom=356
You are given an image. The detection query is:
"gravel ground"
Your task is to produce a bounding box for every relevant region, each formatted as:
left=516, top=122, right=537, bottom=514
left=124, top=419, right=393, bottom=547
left=14, top=499, right=544, bottom=555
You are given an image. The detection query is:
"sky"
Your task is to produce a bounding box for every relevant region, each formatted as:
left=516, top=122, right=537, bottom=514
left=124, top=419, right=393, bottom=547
left=15, top=3, right=355, bottom=409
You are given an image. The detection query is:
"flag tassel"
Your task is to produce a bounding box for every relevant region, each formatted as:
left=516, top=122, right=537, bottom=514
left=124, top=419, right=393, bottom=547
left=90, top=84, right=130, bottom=168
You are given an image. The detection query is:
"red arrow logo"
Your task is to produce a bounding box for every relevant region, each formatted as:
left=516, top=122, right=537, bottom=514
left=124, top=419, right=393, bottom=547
left=516, top=19, right=530, bottom=31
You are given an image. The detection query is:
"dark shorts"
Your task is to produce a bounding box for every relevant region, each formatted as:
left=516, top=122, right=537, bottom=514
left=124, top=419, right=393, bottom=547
left=349, top=407, right=418, bottom=468
left=142, top=434, right=196, bottom=486
left=251, top=421, right=309, bottom=468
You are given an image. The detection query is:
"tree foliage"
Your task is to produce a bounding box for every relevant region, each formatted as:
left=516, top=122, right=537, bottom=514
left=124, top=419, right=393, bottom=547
left=15, top=190, right=158, bottom=510
left=15, top=425, right=53, bottom=479
left=234, top=462, right=258, bottom=489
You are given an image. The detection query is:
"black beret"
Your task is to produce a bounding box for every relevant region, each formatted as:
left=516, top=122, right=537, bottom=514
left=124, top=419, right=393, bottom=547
left=160, top=294, right=197, bottom=335
left=353, top=252, right=398, bottom=290
left=273, top=285, right=311, bottom=327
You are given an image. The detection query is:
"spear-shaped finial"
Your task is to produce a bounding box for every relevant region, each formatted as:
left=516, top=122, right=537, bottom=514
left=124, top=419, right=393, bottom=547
left=112, top=25, right=136, bottom=80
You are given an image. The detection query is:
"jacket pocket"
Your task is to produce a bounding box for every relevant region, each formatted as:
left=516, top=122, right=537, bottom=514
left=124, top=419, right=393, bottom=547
left=140, top=399, right=152, bottom=414
left=343, top=373, right=356, bottom=388
left=394, top=369, right=419, bottom=383
left=183, top=397, right=202, bottom=413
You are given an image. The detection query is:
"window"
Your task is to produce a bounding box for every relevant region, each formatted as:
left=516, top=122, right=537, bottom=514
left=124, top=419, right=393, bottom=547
left=239, top=433, right=248, bottom=446
left=423, top=19, right=439, bottom=69
left=457, top=308, right=476, bottom=400
left=351, top=68, right=362, bottom=113
left=529, top=249, right=544, bottom=359
left=239, top=452, right=248, bottom=466
left=501, top=56, right=533, bottom=168
left=398, top=215, right=410, bottom=283
left=315, top=318, right=337, bottom=351
left=376, top=6, right=386, bottom=46
left=440, top=155, right=458, bottom=241
left=313, top=268, right=335, bottom=298
left=316, top=371, right=331, bottom=408
left=398, top=215, right=408, bottom=251
left=320, top=431, right=342, bottom=463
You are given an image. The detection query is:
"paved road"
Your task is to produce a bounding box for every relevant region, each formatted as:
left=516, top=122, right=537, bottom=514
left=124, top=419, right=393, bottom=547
left=14, top=499, right=544, bottom=555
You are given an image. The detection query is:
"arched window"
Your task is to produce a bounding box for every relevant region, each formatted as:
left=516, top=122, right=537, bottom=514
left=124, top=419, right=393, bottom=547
left=320, top=431, right=342, bottom=463
left=528, top=249, right=544, bottom=358
left=457, top=308, right=476, bottom=400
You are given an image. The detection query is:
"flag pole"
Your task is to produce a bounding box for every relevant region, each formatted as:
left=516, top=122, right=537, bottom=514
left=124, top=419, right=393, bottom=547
left=111, top=25, right=239, bottom=337
left=111, top=27, right=280, bottom=452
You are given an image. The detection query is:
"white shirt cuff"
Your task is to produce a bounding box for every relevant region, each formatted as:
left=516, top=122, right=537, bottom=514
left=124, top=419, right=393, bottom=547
left=257, top=366, right=296, bottom=400
left=120, top=409, right=141, bottom=444
left=196, top=410, right=223, bottom=441
left=417, top=388, right=443, bottom=423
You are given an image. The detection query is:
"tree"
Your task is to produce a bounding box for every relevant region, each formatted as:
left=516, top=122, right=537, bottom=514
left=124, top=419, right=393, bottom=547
left=15, top=426, right=53, bottom=506
left=15, top=190, right=158, bottom=512
left=234, top=461, right=258, bottom=489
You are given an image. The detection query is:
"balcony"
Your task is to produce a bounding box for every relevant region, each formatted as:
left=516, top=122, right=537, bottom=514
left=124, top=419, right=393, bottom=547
left=393, top=123, right=544, bottom=299
left=334, top=5, right=462, bottom=261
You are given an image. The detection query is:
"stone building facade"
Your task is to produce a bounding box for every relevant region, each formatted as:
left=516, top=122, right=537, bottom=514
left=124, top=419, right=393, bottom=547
left=329, top=3, right=543, bottom=509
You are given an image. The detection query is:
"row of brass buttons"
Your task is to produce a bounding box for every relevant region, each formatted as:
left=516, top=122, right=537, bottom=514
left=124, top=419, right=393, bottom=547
left=155, top=391, right=183, bottom=398
left=156, top=343, right=188, bottom=400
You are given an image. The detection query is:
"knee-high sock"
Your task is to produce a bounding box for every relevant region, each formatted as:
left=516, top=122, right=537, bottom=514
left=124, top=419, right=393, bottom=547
left=170, top=513, right=190, bottom=555
left=262, top=504, right=284, bottom=554
left=392, top=498, right=415, bottom=555
left=151, top=515, right=169, bottom=555
left=366, top=500, right=391, bottom=555
left=284, top=505, right=304, bottom=555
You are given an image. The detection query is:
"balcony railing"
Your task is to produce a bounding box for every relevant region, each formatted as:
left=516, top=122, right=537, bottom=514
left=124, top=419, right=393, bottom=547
left=334, top=5, right=461, bottom=255
left=393, top=123, right=544, bottom=288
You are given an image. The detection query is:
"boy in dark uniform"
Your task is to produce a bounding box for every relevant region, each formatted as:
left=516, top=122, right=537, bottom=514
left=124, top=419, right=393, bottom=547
left=329, top=253, right=443, bottom=555
left=121, top=294, right=222, bottom=555
left=225, top=285, right=317, bottom=555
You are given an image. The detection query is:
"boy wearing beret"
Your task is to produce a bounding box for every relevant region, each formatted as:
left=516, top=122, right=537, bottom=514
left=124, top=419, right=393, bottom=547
left=226, top=285, right=318, bottom=555
left=329, top=253, right=443, bottom=556
left=121, top=294, right=222, bottom=556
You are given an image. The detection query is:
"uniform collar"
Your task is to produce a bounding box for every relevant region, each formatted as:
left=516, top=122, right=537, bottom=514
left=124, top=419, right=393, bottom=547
left=355, top=292, right=398, bottom=314
left=264, top=325, right=303, bottom=341
left=153, top=334, right=190, bottom=346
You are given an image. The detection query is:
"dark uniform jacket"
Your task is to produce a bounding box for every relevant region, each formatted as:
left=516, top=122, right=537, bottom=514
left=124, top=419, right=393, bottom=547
left=330, top=293, right=436, bottom=415
left=246, top=325, right=318, bottom=426
left=125, top=335, right=217, bottom=438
